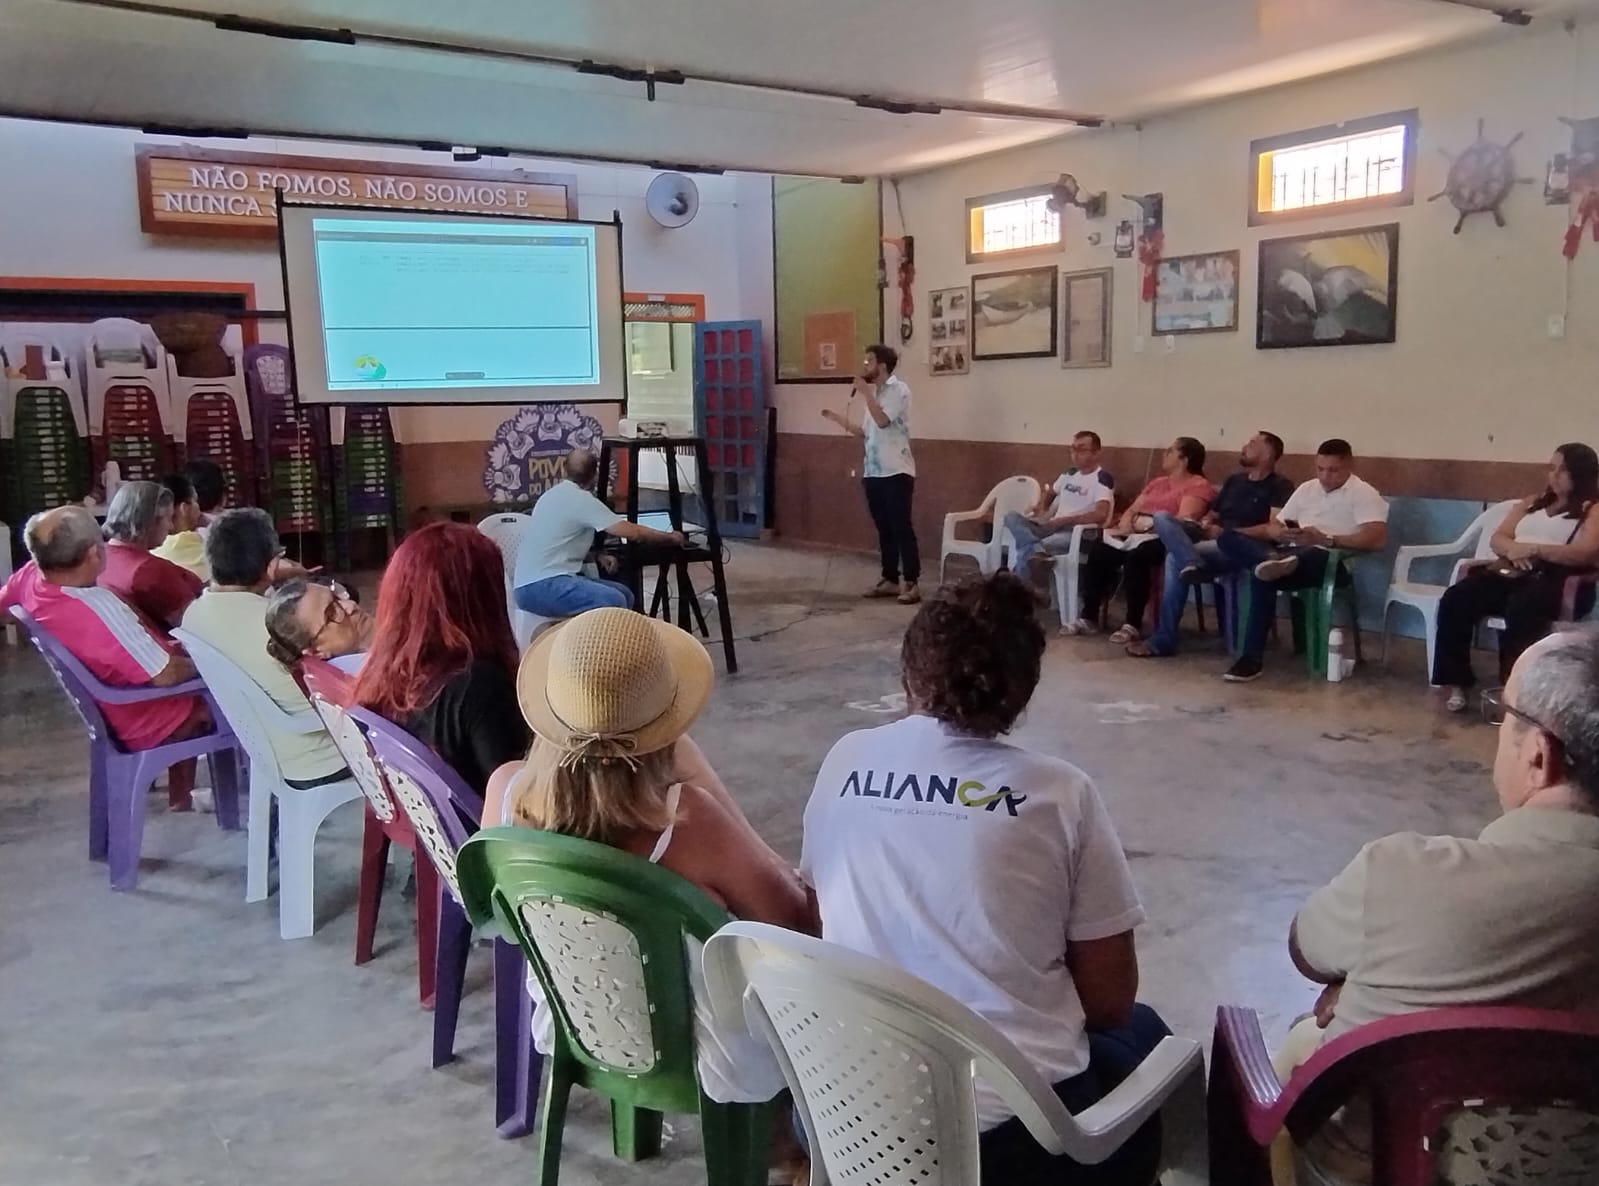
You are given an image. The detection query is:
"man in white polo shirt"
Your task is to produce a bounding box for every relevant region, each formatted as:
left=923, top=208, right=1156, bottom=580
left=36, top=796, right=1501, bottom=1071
left=1216, top=437, right=1388, bottom=682
left=1003, top=429, right=1116, bottom=572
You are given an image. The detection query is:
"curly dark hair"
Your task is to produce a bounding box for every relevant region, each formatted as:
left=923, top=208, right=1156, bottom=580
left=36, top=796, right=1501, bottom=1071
left=901, top=571, right=1044, bottom=739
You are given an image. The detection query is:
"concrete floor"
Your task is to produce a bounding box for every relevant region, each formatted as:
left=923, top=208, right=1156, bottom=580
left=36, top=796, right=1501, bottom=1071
left=0, top=543, right=1499, bottom=1185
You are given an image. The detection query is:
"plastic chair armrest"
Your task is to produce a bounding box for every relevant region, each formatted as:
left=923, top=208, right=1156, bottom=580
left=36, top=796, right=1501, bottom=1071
left=1213, top=1006, right=1289, bottom=1143
left=1066, top=523, right=1096, bottom=558
left=1057, top=1037, right=1203, bottom=1156
left=1319, top=548, right=1348, bottom=591
left=1450, top=556, right=1497, bottom=585
left=1560, top=571, right=1598, bottom=621
left=1392, top=540, right=1468, bottom=586
left=92, top=675, right=209, bottom=705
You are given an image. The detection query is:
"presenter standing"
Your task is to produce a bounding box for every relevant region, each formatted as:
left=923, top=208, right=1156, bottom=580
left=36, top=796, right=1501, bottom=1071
left=821, top=344, right=919, bottom=605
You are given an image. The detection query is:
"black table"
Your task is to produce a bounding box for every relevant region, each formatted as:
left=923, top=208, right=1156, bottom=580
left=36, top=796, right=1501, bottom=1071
left=596, top=435, right=737, bottom=673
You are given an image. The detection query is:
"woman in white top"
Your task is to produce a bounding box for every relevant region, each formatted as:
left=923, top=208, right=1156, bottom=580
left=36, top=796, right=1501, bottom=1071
left=802, top=572, right=1169, bottom=1186
left=1434, top=443, right=1599, bottom=709
left=482, top=607, right=811, bottom=1105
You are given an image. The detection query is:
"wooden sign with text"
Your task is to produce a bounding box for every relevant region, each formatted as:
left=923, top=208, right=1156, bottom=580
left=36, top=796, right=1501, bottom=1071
left=136, top=146, right=579, bottom=239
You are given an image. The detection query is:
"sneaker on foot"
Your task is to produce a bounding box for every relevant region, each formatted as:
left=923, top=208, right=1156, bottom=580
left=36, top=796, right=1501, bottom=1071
left=864, top=579, right=899, bottom=599
left=1223, top=656, right=1264, bottom=682
left=897, top=582, right=922, bottom=605
left=1254, top=555, right=1300, bottom=582
left=1178, top=562, right=1206, bottom=584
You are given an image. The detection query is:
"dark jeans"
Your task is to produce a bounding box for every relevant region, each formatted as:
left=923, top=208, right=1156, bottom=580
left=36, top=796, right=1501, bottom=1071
left=1145, top=513, right=1245, bottom=654
left=978, top=1003, right=1171, bottom=1186
left=1081, top=538, right=1165, bottom=630
left=864, top=474, right=920, bottom=584
left=1216, top=536, right=1333, bottom=661
left=1432, top=567, right=1594, bottom=688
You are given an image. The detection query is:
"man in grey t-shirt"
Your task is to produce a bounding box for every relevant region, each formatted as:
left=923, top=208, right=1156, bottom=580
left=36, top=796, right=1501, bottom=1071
left=513, top=450, right=683, bottom=619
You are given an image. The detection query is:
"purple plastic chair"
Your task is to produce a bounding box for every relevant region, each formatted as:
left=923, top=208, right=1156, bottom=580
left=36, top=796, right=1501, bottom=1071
left=351, top=706, right=541, bottom=1140
left=9, top=605, right=243, bottom=890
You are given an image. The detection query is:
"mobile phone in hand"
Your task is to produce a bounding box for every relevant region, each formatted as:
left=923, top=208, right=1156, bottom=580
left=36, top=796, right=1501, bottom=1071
left=1281, top=519, right=1300, bottom=530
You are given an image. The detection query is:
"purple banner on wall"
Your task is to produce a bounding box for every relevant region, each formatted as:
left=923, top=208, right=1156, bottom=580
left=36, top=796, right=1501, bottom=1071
left=482, top=404, right=604, bottom=504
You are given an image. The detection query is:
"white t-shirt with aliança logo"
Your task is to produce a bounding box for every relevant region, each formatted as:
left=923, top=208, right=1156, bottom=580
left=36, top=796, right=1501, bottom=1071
left=800, top=713, right=1146, bottom=1129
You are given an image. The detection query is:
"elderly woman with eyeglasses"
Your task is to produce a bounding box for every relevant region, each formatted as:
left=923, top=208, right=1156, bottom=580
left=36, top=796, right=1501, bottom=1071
left=264, top=578, right=373, bottom=672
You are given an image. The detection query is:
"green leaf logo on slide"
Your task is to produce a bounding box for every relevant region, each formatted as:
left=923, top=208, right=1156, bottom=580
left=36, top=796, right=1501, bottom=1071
left=354, top=354, right=388, bottom=380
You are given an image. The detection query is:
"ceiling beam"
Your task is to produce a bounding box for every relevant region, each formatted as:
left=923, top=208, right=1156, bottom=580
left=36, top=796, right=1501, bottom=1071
left=54, top=0, right=1106, bottom=127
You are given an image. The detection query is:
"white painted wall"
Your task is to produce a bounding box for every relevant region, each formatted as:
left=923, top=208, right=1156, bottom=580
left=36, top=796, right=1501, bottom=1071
left=0, top=118, right=771, bottom=442
left=782, top=19, right=1599, bottom=464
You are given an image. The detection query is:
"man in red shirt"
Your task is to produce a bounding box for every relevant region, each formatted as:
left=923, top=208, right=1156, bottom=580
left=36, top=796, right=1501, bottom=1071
left=2, top=505, right=211, bottom=807
left=99, top=480, right=204, bottom=629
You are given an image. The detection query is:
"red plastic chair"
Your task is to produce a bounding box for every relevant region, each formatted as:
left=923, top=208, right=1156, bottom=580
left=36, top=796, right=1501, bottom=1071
left=1209, top=1004, right=1599, bottom=1186
left=299, top=658, right=438, bottom=1010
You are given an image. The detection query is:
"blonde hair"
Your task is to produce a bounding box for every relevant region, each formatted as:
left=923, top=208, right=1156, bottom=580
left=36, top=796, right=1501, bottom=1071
left=510, top=736, right=678, bottom=843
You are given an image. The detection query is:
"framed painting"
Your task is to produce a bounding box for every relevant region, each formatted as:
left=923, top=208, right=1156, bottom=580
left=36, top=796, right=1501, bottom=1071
left=1152, top=250, right=1240, bottom=335
left=927, top=285, right=970, bottom=375
left=1061, top=267, right=1112, bottom=368
left=1257, top=223, right=1399, bottom=348
left=971, top=266, right=1059, bottom=361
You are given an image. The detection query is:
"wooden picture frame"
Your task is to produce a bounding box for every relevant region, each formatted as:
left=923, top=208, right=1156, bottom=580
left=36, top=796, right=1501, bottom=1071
left=1061, top=267, right=1113, bottom=368
left=1257, top=223, right=1400, bottom=349
left=971, top=266, right=1059, bottom=361
left=1152, top=250, right=1241, bottom=335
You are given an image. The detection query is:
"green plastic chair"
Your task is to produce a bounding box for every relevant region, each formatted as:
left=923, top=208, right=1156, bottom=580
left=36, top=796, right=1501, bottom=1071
left=1236, top=550, right=1365, bottom=675
left=457, top=825, right=775, bottom=1186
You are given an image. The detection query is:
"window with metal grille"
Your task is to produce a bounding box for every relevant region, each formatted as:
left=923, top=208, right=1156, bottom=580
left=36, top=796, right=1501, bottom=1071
left=965, top=186, right=1061, bottom=263
left=1249, top=110, right=1418, bottom=226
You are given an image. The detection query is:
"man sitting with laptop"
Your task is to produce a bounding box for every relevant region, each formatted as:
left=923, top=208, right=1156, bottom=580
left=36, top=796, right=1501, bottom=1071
left=513, top=448, right=686, bottom=619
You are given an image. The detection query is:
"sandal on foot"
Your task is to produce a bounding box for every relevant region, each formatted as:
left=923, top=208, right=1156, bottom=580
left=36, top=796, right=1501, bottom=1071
left=1059, top=619, right=1097, bottom=637
left=1108, top=624, right=1141, bottom=645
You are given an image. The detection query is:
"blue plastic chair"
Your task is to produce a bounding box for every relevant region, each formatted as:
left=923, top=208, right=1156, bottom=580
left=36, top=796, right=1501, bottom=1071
left=9, top=605, right=243, bottom=889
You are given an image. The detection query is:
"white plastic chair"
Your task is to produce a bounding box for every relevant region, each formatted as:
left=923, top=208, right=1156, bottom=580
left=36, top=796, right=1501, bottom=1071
left=476, top=512, right=552, bottom=651
left=172, top=628, right=363, bottom=940
left=939, top=476, right=1041, bottom=581
left=1045, top=523, right=1105, bottom=629
left=703, top=922, right=1207, bottom=1186
left=85, top=317, right=173, bottom=437
left=1381, top=500, right=1518, bottom=679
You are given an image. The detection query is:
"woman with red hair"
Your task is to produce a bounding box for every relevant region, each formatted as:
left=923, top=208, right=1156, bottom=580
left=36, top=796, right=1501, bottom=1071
left=354, top=522, right=529, bottom=793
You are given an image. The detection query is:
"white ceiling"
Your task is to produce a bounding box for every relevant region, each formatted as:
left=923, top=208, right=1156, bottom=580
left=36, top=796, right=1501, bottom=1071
left=2, top=0, right=1595, bottom=176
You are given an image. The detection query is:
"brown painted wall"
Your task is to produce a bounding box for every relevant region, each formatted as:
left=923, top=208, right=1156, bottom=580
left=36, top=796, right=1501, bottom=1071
left=772, top=433, right=1549, bottom=557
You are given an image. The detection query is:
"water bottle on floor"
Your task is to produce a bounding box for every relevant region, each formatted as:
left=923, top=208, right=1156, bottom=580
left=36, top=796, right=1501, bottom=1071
left=1328, top=628, right=1345, bottom=683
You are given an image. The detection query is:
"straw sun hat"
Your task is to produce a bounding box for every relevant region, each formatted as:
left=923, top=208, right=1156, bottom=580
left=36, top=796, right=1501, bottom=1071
left=515, top=607, right=713, bottom=765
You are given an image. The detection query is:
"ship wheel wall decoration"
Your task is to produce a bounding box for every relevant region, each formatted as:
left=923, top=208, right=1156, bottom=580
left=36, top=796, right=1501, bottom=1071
left=1429, top=118, right=1536, bottom=233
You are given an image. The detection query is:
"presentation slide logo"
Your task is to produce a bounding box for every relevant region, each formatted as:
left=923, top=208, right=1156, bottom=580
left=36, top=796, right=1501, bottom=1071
left=483, top=404, right=605, bottom=504
left=353, top=355, right=388, bottom=380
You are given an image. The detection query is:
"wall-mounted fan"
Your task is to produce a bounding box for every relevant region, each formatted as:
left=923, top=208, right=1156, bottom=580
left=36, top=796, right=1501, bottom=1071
left=645, top=172, right=700, bottom=228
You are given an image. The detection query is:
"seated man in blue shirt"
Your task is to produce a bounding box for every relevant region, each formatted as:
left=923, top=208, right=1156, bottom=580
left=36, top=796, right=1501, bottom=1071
left=1127, top=430, right=1293, bottom=658
left=513, top=449, right=683, bottom=619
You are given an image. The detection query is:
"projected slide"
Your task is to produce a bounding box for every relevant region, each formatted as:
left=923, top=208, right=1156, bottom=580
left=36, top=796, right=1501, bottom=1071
left=311, top=217, right=600, bottom=391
